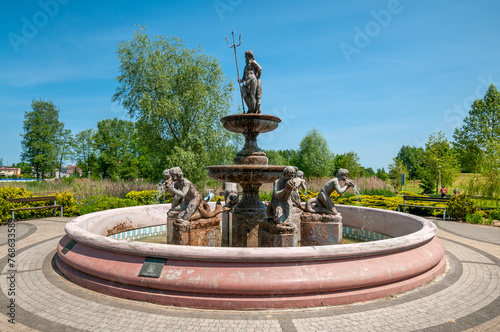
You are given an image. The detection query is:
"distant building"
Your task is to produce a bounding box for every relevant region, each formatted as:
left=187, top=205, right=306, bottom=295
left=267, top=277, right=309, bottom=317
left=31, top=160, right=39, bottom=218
left=0, top=167, right=21, bottom=177
left=55, top=165, right=83, bottom=178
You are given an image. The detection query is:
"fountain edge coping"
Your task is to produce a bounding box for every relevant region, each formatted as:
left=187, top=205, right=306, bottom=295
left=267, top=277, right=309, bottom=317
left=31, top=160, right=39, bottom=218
left=64, top=203, right=437, bottom=262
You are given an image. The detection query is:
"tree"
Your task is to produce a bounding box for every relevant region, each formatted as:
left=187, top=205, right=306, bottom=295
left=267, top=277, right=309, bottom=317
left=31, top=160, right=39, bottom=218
left=395, top=145, right=422, bottom=179
left=55, top=128, right=73, bottom=178
left=376, top=168, right=389, bottom=182
left=263, top=149, right=288, bottom=166
left=418, top=131, right=461, bottom=195
left=296, top=128, right=334, bottom=178
left=453, top=84, right=500, bottom=172
left=74, top=129, right=99, bottom=178
left=364, top=167, right=376, bottom=177
left=333, top=152, right=363, bottom=178
left=465, top=140, right=500, bottom=201
left=93, top=118, right=138, bottom=180
left=112, top=26, right=236, bottom=185
left=16, top=162, right=32, bottom=178
left=388, top=158, right=409, bottom=190
left=21, top=99, right=64, bottom=180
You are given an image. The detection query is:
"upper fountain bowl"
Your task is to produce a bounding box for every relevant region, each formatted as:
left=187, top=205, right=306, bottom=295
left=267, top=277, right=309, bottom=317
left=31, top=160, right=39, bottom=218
left=221, top=114, right=281, bottom=134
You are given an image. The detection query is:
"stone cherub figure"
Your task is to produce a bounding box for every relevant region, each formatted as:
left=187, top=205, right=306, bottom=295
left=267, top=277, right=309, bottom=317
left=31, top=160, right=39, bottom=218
left=267, top=166, right=300, bottom=225
left=304, top=168, right=355, bottom=215
left=291, top=170, right=308, bottom=209
left=164, top=167, right=225, bottom=226
left=162, top=169, right=181, bottom=210
left=239, top=50, right=262, bottom=114
left=222, top=182, right=239, bottom=209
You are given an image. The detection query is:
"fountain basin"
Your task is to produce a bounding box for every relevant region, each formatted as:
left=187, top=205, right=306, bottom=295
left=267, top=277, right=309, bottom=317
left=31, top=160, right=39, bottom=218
left=55, top=204, right=446, bottom=309
left=221, top=114, right=281, bottom=134
left=205, top=164, right=285, bottom=184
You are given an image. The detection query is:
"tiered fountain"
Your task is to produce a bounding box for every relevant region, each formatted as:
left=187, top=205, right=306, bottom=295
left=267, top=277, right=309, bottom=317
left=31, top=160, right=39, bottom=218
left=206, top=113, right=285, bottom=246
left=55, top=49, right=446, bottom=310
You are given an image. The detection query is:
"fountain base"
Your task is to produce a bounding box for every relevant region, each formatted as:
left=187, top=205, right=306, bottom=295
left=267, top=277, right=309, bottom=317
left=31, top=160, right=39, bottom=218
left=301, top=212, right=343, bottom=246
left=258, top=218, right=298, bottom=247
left=171, top=217, right=221, bottom=247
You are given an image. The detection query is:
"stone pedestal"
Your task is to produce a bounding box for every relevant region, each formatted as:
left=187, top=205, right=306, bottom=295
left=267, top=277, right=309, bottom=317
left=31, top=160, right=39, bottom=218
left=258, top=218, right=298, bottom=247
left=300, top=212, right=342, bottom=246
left=291, top=207, right=303, bottom=241
left=231, top=184, right=267, bottom=247
left=221, top=211, right=231, bottom=246
left=167, top=210, right=179, bottom=244
left=171, top=217, right=221, bottom=247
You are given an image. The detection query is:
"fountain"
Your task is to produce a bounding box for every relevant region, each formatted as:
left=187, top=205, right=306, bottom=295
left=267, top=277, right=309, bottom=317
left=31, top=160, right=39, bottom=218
left=54, top=48, right=446, bottom=309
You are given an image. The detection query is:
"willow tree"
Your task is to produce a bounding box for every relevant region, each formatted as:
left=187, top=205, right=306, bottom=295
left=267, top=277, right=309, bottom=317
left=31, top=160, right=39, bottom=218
left=113, top=27, right=236, bottom=185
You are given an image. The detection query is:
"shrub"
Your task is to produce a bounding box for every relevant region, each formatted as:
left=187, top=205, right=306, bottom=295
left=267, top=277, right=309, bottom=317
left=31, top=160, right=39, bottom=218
left=447, top=195, right=477, bottom=221
left=489, top=209, right=500, bottom=220
left=126, top=190, right=173, bottom=205
left=56, top=191, right=78, bottom=217
left=76, top=195, right=138, bottom=215
left=0, top=186, right=32, bottom=200
left=0, top=198, right=10, bottom=224
left=466, top=212, right=484, bottom=224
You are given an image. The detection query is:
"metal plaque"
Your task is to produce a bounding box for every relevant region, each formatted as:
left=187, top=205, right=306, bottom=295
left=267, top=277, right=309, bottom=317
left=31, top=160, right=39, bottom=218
left=138, top=257, right=167, bottom=278
left=62, top=239, right=77, bottom=255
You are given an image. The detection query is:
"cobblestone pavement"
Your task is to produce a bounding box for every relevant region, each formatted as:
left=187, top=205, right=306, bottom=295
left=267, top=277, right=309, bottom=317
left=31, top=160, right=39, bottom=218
left=1, top=217, right=499, bottom=332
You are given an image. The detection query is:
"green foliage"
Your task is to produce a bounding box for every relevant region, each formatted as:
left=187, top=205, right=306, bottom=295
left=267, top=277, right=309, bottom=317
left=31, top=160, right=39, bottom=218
left=447, top=195, right=477, bottom=220
left=296, top=128, right=334, bottom=178
left=364, top=167, right=376, bottom=177
left=388, top=158, right=409, bottom=190
left=21, top=99, right=64, bottom=179
left=376, top=168, right=389, bottom=182
left=299, top=189, right=402, bottom=211
left=419, top=177, right=435, bottom=195
left=0, top=198, right=9, bottom=224
left=112, top=26, right=236, bottom=186
left=55, top=191, right=78, bottom=216
left=263, top=149, right=288, bottom=165
left=74, top=129, right=99, bottom=178
left=396, top=145, right=422, bottom=179
left=94, top=118, right=138, bottom=180
left=333, top=152, right=363, bottom=178
left=76, top=195, right=137, bottom=215
left=259, top=191, right=273, bottom=202
left=361, top=188, right=396, bottom=197
left=0, top=186, right=32, bottom=200
left=465, top=141, right=500, bottom=201
left=465, top=212, right=484, bottom=224
left=55, top=128, right=73, bottom=179
left=418, top=131, right=461, bottom=195
left=126, top=190, right=173, bottom=205
left=453, top=84, right=500, bottom=173
left=489, top=209, right=500, bottom=220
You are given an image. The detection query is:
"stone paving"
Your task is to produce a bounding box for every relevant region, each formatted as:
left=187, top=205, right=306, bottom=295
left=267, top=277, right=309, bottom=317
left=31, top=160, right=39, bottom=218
left=1, top=217, right=499, bottom=331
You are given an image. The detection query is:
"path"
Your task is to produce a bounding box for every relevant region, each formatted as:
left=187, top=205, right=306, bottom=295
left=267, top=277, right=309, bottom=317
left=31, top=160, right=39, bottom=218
left=1, top=217, right=499, bottom=332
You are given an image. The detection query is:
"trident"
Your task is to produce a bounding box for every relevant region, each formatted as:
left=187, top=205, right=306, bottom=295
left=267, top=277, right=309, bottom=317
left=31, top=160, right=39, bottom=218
left=225, top=31, right=246, bottom=113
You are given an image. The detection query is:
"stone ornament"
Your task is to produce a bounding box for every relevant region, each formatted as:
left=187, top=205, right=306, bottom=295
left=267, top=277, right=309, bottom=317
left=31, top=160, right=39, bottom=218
left=292, top=170, right=308, bottom=209
left=239, top=50, right=262, bottom=114
left=164, top=167, right=225, bottom=226
left=304, top=169, right=355, bottom=215
left=267, top=166, right=300, bottom=225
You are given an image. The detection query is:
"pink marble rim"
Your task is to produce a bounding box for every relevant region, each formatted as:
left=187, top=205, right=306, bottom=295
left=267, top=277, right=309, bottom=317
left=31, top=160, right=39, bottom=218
left=64, top=204, right=437, bottom=262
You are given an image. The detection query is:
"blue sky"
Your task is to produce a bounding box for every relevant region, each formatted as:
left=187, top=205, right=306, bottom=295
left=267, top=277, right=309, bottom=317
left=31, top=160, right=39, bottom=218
left=1, top=0, right=499, bottom=171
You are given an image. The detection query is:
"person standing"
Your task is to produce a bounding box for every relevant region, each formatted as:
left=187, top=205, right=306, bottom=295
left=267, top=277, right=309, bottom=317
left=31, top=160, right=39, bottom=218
left=440, top=186, right=448, bottom=198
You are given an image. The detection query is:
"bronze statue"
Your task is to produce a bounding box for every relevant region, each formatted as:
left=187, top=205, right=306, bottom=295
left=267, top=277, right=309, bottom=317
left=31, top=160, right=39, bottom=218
left=305, top=169, right=354, bottom=214
left=267, top=166, right=298, bottom=224
left=165, top=167, right=226, bottom=224
left=239, top=50, right=262, bottom=114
